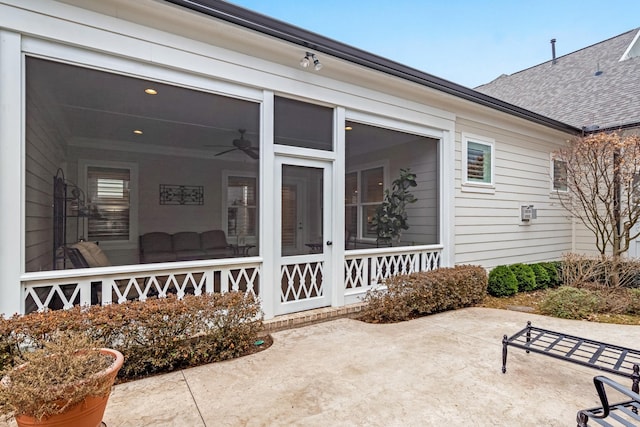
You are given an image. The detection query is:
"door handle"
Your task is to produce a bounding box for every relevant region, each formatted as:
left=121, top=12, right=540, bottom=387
left=326, top=241, right=332, bottom=246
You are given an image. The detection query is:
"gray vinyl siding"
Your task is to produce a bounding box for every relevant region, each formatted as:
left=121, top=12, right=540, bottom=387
left=454, top=118, right=574, bottom=268
left=24, top=88, right=67, bottom=272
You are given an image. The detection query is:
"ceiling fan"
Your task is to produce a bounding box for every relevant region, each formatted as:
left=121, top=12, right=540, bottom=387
left=211, top=129, right=259, bottom=159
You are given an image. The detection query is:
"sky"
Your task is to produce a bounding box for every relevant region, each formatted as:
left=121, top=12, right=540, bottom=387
left=228, top=0, right=639, bottom=88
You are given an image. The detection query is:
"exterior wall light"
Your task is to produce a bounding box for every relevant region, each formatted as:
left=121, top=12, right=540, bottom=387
left=300, top=52, right=322, bottom=71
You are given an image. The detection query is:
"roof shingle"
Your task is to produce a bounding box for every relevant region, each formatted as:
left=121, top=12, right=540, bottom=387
left=476, top=29, right=640, bottom=130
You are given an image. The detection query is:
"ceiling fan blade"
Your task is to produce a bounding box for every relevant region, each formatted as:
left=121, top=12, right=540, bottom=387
left=242, top=148, right=259, bottom=159
left=215, top=148, right=238, bottom=156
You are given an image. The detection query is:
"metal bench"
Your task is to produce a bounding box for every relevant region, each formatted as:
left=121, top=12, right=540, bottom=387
left=502, top=321, right=640, bottom=394
left=577, top=375, right=640, bottom=426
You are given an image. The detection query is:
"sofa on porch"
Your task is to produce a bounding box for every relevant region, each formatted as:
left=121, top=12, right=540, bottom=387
left=139, top=230, right=232, bottom=263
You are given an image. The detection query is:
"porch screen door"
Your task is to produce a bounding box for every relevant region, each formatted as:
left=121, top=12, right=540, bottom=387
left=276, top=157, right=332, bottom=315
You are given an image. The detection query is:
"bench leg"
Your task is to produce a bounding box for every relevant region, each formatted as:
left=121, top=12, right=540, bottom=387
left=633, top=364, right=640, bottom=414
left=576, top=411, right=589, bottom=427
left=502, top=334, right=508, bottom=373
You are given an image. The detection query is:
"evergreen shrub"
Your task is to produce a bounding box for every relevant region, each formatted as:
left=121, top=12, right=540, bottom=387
left=487, top=265, right=518, bottom=297
left=510, top=263, right=536, bottom=292
left=530, top=263, right=551, bottom=289
left=540, top=261, right=562, bottom=287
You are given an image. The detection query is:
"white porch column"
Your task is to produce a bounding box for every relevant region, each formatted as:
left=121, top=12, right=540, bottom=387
left=440, top=127, right=456, bottom=267
left=332, top=106, right=346, bottom=308
left=259, top=91, right=275, bottom=320
left=0, top=30, right=23, bottom=317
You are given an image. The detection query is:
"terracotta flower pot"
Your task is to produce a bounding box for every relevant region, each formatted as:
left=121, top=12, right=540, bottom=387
left=13, top=348, right=124, bottom=427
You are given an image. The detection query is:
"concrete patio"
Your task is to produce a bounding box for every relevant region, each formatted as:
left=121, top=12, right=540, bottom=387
left=4, top=307, right=640, bottom=426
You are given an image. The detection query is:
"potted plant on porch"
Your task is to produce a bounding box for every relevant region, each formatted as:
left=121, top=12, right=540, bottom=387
left=371, top=168, right=417, bottom=247
left=0, top=332, right=124, bottom=427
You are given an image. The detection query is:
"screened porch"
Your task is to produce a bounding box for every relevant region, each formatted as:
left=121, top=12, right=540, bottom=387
left=22, top=56, right=442, bottom=316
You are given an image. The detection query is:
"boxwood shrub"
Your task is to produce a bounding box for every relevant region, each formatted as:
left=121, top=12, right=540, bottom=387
left=487, top=265, right=518, bottom=297
left=360, top=265, right=487, bottom=323
left=530, top=263, right=551, bottom=289
left=510, top=263, right=536, bottom=292
left=541, top=261, right=562, bottom=287
left=0, top=292, right=263, bottom=380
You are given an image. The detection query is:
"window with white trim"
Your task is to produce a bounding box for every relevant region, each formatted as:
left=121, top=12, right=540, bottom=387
left=345, top=166, right=385, bottom=240
left=78, top=160, right=138, bottom=248
left=86, top=166, right=131, bottom=241
left=462, top=134, right=494, bottom=187
left=552, top=159, right=568, bottom=192
left=226, top=175, right=257, bottom=239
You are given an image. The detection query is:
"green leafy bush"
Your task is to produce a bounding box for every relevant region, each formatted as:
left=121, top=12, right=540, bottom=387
left=540, top=262, right=562, bottom=287
left=530, top=263, right=551, bottom=289
left=539, top=286, right=601, bottom=319
left=487, top=265, right=518, bottom=297
left=360, top=265, right=487, bottom=323
left=510, top=263, right=536, bottom=292
left=0, top=292, right=262, bottom=379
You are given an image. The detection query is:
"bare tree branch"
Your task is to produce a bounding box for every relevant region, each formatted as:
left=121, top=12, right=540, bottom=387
left=552, top=133, right=640, bottom=259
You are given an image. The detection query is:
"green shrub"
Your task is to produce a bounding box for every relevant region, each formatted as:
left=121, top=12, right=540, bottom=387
left=510, top=263, right=536, bottom=292
left=539, top=286, right=601, bottom=319
left=487, top=265, right=519, bottom=297
left=530, top=263, right=551, bottom=289
left=0, top=292, right=262, bottom=379
left=360, top=265, right=487, bottom=323
left=540, top=262, right=562, bottom=287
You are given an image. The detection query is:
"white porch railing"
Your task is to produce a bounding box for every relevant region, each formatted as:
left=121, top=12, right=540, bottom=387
left=20, top=245, right=443, bottom=314
left=343, top=245, right=443, bottom=304
left=21, top=257, right=261, bottom=313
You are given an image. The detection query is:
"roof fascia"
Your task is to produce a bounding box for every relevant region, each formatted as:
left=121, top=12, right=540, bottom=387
left=620, top=29, right=640, bottom=61
left=164, top=0, right=580, bottom=135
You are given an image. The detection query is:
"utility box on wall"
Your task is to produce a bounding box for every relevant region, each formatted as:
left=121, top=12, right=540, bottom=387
left=521, top=205, right=537, bottom=222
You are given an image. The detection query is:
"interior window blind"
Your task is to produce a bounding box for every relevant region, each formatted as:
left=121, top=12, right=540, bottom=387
left=227, top=176, right=257, bottom=237
left=553, top=159, right=567, bottom=191
left=87, top=167, right=130, bottom=241
left=467, top=148, right=485, bottom=181
left=467, top=142, right=490, bottom=183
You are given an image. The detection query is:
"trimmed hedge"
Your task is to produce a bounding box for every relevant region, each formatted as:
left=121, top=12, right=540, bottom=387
left=510, top=263, right=536, bottom=292
left=0, top=292, right=262, bottom=380
left=360, top=265, right=487, bottom=323
left=487, top=266, right=518, bottom=297
left=487, top=261, right=562, bottom=297
left=541, top=261, right=562, bottom=287
left=530, top=264, right=550, bottom=289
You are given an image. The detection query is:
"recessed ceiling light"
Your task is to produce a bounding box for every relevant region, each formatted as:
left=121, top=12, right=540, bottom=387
left=133, top=130, right=143, bottom=135
left=345, top=126, right=353, bottom=131
left=144, top=88, right=158, bottom=95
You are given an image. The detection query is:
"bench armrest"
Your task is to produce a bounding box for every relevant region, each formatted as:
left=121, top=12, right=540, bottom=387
left=578, top=375, right=640, bottom=424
